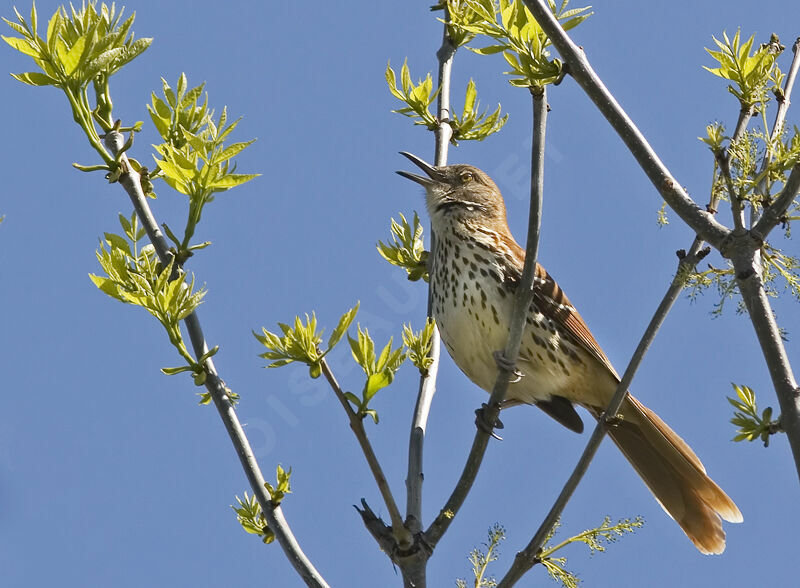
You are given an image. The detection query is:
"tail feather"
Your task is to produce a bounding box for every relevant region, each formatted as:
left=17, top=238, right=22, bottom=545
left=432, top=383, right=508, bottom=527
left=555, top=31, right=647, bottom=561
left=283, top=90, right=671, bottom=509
left=603, top=395, right=742, bottom=554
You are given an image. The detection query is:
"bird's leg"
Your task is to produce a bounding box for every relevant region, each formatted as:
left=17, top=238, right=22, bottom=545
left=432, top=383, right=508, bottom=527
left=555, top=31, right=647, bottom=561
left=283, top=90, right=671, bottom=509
left=493, top=350, right=524, bottom=383
left=475, top=403, right=504, bottom=440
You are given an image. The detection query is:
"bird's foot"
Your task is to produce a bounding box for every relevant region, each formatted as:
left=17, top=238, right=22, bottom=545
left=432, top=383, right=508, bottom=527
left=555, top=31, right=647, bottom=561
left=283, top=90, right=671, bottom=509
left=602, top=412, right=624, bottom=428
left=493, top=350, right=523, bottom=383
left=475, top=403, right=504, bottom=440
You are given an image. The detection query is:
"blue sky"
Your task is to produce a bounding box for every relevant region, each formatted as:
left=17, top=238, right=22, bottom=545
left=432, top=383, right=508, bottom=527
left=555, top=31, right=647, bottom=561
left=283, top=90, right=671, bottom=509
left=2, top=1, right=799, bottom=586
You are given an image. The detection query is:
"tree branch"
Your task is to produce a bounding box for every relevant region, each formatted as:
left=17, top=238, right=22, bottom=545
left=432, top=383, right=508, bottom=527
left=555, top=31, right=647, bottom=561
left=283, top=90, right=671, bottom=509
left=732, top=249, right=800, bottom=480
left=522, top=0, right=730, bottom=249
left=103, top=131, right=329, bottom=588
left=753, top=163, right=800, bottom=239
left=752, top=37, right=800, bottom=225
left=405, top=20, right=455, bottom=531
left=318, top=358, right=411, bottom=547
left=426, top=85, right=549, bottom=546
left=497, top=245, right=709, bottom=586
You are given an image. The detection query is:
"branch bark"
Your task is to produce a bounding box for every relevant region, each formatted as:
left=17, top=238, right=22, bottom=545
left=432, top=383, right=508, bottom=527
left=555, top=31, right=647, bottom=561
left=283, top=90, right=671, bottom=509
left=318, top=359, right=410, bottom=547
left=405, top=14, right=455, bottom=539
left=104, top=131, right=329, bottom=588
left=733, top=250, right=800, bottom=480
left=522, top=0, right=729, bottom=249
left=752, top=37, right=800, bottom=225
left=498, top=245, right=709, bottom=586
left=426, top=85, right=549, bottom=547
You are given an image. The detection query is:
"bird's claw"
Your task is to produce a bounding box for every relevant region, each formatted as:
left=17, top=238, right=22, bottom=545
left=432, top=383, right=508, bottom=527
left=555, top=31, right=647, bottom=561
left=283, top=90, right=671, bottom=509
left=493, top=350, right=523, bottom=382
left=603, top=412, right=624, bottom=428
left=475, top=403, right=504, bottom=440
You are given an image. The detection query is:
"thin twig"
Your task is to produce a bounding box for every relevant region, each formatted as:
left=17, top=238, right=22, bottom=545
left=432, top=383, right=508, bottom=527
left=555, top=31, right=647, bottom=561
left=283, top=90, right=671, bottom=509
left=103, top=131, right=329, bottom=588
left=752, top=37, right=800, bottom=225
left=717, top=148, right=747, bottom=233
left=732, top=250, right=800, bottom=480
left=497, top=245, right=708, bottom=587
left=318, top=358, right=411, bottom=547
left=405, top=22, right=455, bottom=529
left=426, top=86, right=549, bottom=546
left=521, top=0, right=729, bottom=249
left=753, top=163, right=800, bottom=238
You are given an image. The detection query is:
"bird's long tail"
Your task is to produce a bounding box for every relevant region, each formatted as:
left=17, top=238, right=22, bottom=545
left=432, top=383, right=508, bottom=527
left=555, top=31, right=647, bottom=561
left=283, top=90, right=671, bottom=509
left=603, top=395, right=742, bottom=554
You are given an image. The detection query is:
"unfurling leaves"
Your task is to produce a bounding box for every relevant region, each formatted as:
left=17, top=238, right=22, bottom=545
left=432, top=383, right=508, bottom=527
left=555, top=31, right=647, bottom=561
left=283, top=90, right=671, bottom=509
left=265, top=464, right=292, bottom=505
left=4, top=2, right=152, bottom=91
left=232, top=492, right=274, bottom=544
left=728, top=383, right=782, bottom=446
left=346, top=326, right=407, bottom=423
left=90, top=212, right=208, bottom=384
left=403, top=319, right=437, bottom=376
left=377, top=212, right=429, bottom=282
left=255, top=303, right=360, bottom=378
left=449, top=0, right=592, bottom=88
left=451, top=79, right=508, bottom=144
left=704, top=30, right=782, bottom=109
left=233, top=466, right=292, bottom=544
left=149, top=74, right=259, bottom=253
left=386, top=59, right=439, bottom=130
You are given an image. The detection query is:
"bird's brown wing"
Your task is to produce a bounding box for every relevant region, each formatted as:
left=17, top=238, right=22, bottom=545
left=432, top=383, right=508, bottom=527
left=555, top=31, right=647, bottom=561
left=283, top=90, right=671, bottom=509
left=501, top=234, right=619, bottom=380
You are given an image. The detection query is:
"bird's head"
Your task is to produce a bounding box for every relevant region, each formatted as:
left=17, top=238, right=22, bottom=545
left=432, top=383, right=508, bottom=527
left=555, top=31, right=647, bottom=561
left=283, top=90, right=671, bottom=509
left=396, top=152, right=508, bottom=231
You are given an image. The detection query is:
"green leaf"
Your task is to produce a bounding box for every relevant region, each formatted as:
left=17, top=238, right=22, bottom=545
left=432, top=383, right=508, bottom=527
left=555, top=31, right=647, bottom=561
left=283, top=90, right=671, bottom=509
left=161, top=365, right=194, bottom=375
left=328, top=303, right=359, bottom=350
left=207, top=173, right=259, bottom=190
left=2, top=35, right=39, bottom=57
left=363, top=371, right=392, bottom=404
left=470, top=44, right=508, bottom=55
left=10, top=71, right=58, bottom=86
left=63, top=35, right=87, bottom=75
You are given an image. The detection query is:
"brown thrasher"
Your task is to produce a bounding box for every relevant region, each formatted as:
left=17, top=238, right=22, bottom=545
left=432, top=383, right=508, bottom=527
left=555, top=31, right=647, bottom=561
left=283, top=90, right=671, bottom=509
left=397, top=152, right=742, bottom=554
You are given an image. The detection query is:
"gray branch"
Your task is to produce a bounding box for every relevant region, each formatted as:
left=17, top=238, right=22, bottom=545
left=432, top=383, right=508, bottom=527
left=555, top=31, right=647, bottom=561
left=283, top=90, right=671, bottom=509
left=522, top=0, right=729, bottom=249
left=426, top=86, right=549, bottom=547
left=405, top=21, right=455, bottom=535
left=498, top=245, right=709, bottom=586
left=752, top=37, right=800, bottom=225
left=104, top=131, right=329, bottom=588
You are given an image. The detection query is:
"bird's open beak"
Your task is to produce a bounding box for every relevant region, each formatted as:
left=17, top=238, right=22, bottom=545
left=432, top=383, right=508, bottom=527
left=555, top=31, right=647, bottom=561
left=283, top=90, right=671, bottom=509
left=396, top=151, right=442, bottom=187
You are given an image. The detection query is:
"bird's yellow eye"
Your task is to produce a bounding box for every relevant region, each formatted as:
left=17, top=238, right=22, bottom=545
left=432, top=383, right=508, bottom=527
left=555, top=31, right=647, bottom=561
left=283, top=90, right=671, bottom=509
left=460, top=172, right=473, bottom=183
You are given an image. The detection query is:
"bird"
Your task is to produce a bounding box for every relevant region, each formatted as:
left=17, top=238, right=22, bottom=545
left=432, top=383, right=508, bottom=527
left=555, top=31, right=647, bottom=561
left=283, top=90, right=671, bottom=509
left=397, top=151, right=742, bottom=554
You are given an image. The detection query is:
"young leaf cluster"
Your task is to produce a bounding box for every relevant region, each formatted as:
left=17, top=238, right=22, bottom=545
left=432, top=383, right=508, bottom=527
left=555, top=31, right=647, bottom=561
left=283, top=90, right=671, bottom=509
left=538, top=516, right=644, bottom=588
left=386, top=61, right=506, bottom=144
left=90, top=212, right=212, bottom=385
left=386, top=60, right=438, bottom=130
left=450, top=0, right=592, bottom=88
left=255, top=304, right=360, bottom=379
left=4, top=1, right=151, bottom=162
left=704, top=30, right=783, bottom=110
left=149, top=74, right=259, bottom=258
left=690, top=45, right=800, bottom=314
left=728, top=383, right=782, bottom=446
left=264, top=464, right=292, bottom=505
left=455, top=523, right=505, bottom=588
left=377, top=212, right=429, bottom=282
left=403, top=318, right=437, bottom=376
left=451, top=79, right=508, bottom=144
left=232, top=492, right=273, bottom=544
left=346, top=326, right=407, bottom=423
left=232, top=466, right=292, bottom=544
left=438, top=0, right=486, bottom=48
